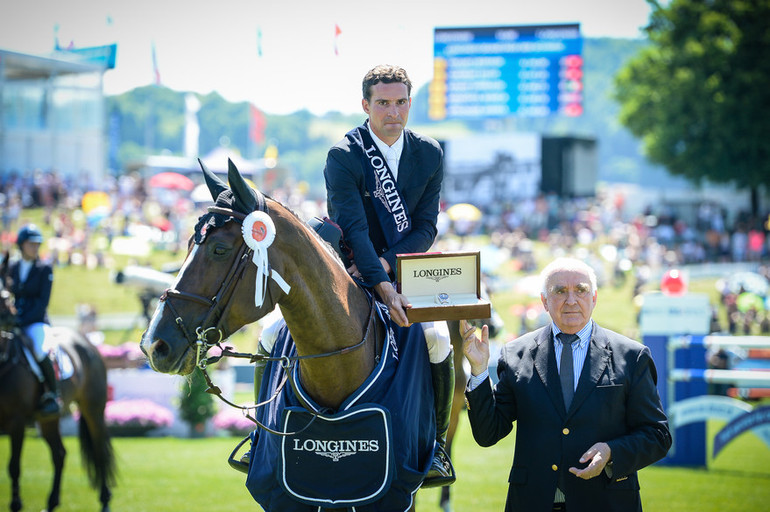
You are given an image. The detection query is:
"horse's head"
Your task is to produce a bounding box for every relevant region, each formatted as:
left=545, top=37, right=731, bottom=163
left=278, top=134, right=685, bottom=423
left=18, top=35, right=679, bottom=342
left=140, top=159, right=331, bottom=375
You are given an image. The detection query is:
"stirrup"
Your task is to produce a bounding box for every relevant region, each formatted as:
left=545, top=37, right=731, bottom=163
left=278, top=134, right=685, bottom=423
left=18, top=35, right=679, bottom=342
left=422, top=444, right=456, bottom=488
left=228, top=435, right=252, bottom=474
left=38, top=392, right=61, bottom=417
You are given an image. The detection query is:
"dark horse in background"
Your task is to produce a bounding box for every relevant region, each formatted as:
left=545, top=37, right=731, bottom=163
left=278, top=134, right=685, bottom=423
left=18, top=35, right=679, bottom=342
left=0, top=255, right=115, bottom=512
left=141, top=160, right=470, bottom=511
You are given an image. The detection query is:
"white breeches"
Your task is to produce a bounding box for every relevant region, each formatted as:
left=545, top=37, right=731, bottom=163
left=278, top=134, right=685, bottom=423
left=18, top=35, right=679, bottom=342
left=421, top=321, right=451, bottom=364
left=258, top=308, right=284, bottom=354
left=24, top=322, right=51, bottom=361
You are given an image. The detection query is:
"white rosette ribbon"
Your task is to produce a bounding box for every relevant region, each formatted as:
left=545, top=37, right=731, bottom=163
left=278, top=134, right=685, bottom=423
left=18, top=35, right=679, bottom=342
left=242, top=210, right=276, bottom=308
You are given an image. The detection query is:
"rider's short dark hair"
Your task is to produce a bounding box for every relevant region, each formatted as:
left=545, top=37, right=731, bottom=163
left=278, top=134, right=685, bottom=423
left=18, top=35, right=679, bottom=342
left=362, top=65, right=412, bottom=101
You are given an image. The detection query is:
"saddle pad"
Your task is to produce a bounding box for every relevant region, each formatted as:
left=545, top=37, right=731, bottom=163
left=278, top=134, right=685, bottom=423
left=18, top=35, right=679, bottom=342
left=21, top=344, right=74, bottom=381
left=245, top=299, right=435, bottom=512
left=43, top=328, right=76, bottom=380
left=279, top=404, right=394, bottom=508
left=52, top=346, right=75, bottom=380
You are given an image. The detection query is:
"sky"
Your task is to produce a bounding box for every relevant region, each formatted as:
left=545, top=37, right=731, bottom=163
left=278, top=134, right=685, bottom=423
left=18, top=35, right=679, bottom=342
left=0, top=0, right=652, bottom=115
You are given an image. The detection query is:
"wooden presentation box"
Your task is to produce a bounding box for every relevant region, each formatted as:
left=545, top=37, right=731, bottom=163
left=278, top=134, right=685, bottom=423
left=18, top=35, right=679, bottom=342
left=397, top=251, right=491, bottom=323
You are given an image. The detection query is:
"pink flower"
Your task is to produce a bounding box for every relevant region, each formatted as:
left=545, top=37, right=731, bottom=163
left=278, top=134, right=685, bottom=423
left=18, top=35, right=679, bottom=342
left=105, top=399, right=174, bottom=428
left=213, top=408, right=255, bottom=435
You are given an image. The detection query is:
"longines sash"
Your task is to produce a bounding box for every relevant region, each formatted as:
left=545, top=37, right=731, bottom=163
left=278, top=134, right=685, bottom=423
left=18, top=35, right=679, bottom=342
left=346, top=123, right=411, bottom=247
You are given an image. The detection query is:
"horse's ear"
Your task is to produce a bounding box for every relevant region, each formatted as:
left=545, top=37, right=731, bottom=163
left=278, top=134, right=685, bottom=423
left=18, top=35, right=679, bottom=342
left=228, top=158, right=259, bottom=212
left=199, top=158, right=228, bottom=201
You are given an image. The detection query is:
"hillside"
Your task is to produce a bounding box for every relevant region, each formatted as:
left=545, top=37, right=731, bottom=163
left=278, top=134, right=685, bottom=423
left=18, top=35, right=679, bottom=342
left=108, top=37, right=673, bottom=192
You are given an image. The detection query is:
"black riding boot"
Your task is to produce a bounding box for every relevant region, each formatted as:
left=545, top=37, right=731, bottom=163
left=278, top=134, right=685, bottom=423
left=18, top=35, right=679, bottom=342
left=423, top=350, right=456, bottom=488
left=37, top=356, right=61, bottom=417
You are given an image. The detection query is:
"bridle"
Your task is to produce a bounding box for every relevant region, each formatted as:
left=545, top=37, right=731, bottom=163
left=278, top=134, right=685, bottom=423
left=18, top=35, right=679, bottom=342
left=161, top=209, right=253, bottom=371
left=158, top=204, right=376, bottom=436
left=0, top=290, right=21, bottom=377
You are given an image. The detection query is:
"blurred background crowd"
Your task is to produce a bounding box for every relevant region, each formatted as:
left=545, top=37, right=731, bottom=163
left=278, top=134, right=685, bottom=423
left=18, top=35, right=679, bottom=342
left=3, top=167, right=768, bottom=340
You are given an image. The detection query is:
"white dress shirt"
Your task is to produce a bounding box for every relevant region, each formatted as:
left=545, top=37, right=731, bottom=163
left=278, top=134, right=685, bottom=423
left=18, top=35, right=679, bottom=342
left=368, top=126, right=404, bottom=181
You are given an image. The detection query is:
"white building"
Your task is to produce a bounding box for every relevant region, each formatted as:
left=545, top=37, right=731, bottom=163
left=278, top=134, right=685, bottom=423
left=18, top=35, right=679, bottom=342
left=0, top=47, right=112, bottom=183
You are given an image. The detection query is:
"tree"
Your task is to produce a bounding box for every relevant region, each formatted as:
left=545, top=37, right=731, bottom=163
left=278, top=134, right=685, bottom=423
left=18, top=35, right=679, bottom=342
left=615, top=0, right=770, bottom=214
left=178, top=368, right=216, bottom=437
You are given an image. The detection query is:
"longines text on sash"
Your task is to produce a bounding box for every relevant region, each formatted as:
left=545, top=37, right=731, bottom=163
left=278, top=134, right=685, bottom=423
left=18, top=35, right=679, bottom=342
left=364, top=144, right=409, bottom=232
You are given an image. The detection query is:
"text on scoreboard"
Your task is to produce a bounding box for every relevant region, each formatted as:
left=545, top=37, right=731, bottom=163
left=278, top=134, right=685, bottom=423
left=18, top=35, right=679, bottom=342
left=430, top=24, right=583, bottom=120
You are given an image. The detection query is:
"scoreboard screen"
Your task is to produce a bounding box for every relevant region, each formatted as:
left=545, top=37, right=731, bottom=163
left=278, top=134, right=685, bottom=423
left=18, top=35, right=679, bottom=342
left=430, top=24, right=583, bottom=120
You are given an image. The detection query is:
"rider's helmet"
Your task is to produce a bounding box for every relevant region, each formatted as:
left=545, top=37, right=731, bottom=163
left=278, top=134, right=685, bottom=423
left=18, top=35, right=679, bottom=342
left=16, top=224, right=44, bottom=247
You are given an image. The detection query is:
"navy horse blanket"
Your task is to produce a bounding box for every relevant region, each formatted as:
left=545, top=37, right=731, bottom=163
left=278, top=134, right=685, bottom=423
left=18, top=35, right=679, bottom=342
left=245, top=302, right=436, bottom=511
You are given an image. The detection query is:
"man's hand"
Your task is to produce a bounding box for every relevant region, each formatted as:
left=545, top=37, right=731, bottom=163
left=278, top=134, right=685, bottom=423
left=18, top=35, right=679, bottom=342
left=346, top=263, right=362, bottom=280
left=374, top=281, right=411, bottom=327
left=347, top=257, right=392, bottom=282
left=460, top=319, right=489, bottom=376
left=569, top=442, right=611, bottom=480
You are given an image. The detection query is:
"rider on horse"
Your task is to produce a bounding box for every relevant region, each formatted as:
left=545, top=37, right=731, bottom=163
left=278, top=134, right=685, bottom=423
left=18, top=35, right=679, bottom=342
left=322, top=64, right=455, bottom=488
left=8, top=224, right=60, bottom=416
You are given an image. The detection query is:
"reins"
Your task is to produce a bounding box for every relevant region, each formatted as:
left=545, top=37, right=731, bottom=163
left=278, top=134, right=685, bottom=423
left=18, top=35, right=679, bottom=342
left=197, top=296, right=375, bottom=436
left=159, top=204, right=376, bottom=437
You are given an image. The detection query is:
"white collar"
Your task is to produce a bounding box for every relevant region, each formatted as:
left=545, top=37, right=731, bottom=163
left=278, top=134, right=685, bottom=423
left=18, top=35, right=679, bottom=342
left=368, top=125, right=404, bottom=163
left=18, top=258, right=33, bottom=282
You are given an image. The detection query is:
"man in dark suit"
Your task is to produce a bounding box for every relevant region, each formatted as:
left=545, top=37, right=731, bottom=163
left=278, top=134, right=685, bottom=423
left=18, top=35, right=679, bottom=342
left=461, top=257, right=671, bottom=511
left=9, top=224, right=60, bottom=416
left=323, top=64, right=453, bottom=487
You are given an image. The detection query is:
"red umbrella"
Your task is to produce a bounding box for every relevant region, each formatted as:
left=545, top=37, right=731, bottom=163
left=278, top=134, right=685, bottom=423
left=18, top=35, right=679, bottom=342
left=148, top=172, right=194, bottom=191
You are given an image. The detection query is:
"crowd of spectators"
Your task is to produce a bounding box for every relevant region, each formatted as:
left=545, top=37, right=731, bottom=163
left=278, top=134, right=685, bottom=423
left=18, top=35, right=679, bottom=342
left=447, top=188, right=769, bottom=339
left=466, top=190, right=769, bottom=268
left=0, top=169, right=324, bottom=266
left=2, top=169, right=768, bottom=336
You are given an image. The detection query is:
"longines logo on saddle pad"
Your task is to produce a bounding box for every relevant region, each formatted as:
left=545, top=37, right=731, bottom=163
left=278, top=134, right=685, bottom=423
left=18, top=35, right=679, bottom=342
left=279, top=405, right=395, bottom=508
left=291, top=438, right=380, bottom=462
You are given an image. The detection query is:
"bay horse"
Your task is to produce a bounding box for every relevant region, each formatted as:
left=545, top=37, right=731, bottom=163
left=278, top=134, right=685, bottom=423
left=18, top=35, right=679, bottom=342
left=0, top=256, right=115, bottom=512
left=141, top=160, right=446, bottom=511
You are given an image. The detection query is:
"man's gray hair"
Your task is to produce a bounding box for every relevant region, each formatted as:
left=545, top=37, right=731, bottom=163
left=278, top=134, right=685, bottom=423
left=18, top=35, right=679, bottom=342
left=540, top=257, right=598, bottom=294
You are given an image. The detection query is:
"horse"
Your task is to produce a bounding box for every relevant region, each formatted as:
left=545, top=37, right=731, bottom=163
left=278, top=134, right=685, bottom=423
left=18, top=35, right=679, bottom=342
left=141, top=160, right=456, bottom=511
left=0, top=256, right=115, bottom=512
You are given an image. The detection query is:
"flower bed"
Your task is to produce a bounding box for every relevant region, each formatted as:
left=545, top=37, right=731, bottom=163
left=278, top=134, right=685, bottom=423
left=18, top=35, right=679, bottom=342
left=213, top=407, right=255, bottom=436
left=98, top=342, right=147, bottom=369
left=105, top=398, right=174, bottom=436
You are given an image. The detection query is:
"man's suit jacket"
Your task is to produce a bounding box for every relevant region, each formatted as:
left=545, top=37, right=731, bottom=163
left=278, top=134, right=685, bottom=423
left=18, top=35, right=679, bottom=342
left=466, top=322, right=671, bottom=512
left=8, top=259, right=53, bottom=327
left=324, top=124, right=443, bottom=287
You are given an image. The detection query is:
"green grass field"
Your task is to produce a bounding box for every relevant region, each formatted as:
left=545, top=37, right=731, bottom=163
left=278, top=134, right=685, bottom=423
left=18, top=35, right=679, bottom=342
left=2, top=415, right=769, bottom=511
left=6, top=209, right=770, bottom=510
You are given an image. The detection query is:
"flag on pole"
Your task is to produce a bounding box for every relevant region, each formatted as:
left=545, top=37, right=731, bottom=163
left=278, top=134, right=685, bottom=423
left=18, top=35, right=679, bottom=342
left=54, top=23, right=74, bottom=50
left=249, top=104, right=266, bottom=144
left=151, top=41, right=161, bottom=85
left=334, top=24, right=342, bottom=56
left=54, top=23, right=61, bottom=50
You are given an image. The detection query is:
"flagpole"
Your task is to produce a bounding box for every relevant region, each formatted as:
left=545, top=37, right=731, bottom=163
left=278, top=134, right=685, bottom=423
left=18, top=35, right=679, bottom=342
left=248, top=103, right=254, bottom=160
